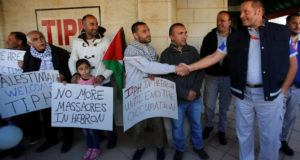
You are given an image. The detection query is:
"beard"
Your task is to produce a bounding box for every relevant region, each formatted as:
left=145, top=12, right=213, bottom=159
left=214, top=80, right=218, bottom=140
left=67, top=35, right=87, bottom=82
left=291, top=31, right=299, bottom=36
left=138, top=36, right=151, bottom=44
left=86, top=29, right=98, bottom=37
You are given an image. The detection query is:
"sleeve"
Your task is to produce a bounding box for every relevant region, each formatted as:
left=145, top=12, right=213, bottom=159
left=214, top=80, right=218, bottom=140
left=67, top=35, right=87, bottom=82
left=200, top=35, right=210, bottom=59
left=217, top=41, right=228, bottom=55
left=289, top=39, right=298, bottom=58
left=191, top=49, right=204, bottom=96
left=124, top=56, right=175, bottom=75
left=191, top=70, right=204, bottom=97
left=68, top=40, right=79, bottom=75
left=59, top=49, right=72, bottom=82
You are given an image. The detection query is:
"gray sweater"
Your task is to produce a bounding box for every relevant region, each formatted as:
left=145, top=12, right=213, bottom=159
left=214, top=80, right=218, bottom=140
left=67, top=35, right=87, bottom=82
left=124, top=41, right=175, bottom=87
left=160, top=44, right=204, bottom=103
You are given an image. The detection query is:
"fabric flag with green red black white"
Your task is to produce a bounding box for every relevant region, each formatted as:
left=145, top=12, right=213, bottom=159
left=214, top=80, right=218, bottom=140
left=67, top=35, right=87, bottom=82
left=102, top=27, right=126, bottom=98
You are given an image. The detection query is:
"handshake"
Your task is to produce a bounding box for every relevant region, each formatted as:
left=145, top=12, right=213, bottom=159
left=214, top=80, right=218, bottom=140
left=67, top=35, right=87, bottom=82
left=175, top=63, right=190, bottom=76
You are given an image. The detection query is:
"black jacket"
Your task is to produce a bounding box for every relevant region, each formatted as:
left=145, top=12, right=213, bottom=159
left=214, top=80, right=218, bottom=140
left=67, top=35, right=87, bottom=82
left=200, top=27, right=235, bottom=76
left=227, top=20, right=290, bottom=101
left=23, top=44, right=71, bottom=82
left=160, top=44, right=204, bottom=103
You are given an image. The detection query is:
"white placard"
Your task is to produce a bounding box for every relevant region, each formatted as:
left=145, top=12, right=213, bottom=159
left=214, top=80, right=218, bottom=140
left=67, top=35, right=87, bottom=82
left=0, top=70, right=59, bottom=118
left=0, top=49, right=25, bottom=75
left=51, top=83, right=113, bottom=131
left=123, top=78, right=178, bottom=132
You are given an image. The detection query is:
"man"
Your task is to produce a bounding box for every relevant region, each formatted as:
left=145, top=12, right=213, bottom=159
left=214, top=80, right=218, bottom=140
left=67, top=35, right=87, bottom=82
left=200, top=11, right=234, bottom=145
left=182, top=0, right=298, bottom=159
left=23, top=31, right=73, bottom=153
left=0, top=32, right=29, bottom=159
left=6, top=32, right=29, bottom=69
left=124, top=22, right=189, bottom=160
left=68, top=14, right=117, bottom=149
left=160, top=23, right=208, bottom=160
left=280, top=12, right=300, bottom=156
left=6, top=32, right=28, bottom=50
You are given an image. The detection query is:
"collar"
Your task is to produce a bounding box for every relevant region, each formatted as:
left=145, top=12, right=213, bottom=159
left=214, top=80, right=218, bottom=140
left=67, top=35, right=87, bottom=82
left=216, top=28, right=232, bottom=37
left=132, top=40, right=149, bottom=49
left=247, top=18, right=267, bottom=31
left=169, top=43, right=189, bottom=53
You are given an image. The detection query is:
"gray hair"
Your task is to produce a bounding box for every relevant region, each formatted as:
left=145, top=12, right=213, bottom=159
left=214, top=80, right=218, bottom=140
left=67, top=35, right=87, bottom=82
left=26, top=30, right=44, bottom=42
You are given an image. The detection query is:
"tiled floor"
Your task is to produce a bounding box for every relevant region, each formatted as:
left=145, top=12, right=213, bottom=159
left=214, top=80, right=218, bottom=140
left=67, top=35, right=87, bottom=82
left=1, top=102, right=300, bottom=160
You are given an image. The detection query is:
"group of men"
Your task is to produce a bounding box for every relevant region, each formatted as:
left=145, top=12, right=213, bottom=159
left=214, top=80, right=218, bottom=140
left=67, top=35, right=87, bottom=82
left=1, top=0, right=300, bottom=160
left=124, top=1, right=300, bottom=160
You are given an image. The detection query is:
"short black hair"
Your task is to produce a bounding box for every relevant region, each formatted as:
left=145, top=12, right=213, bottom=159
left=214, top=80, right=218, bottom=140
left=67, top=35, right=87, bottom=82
left=218, top=10, right=232, bottom=21
left=76, top=59, right=91, bottom=70
left=10, top=32, right=27, bottom=47
left=169, top=23, right=185, bottom=36
left=82, top=14, right=96, bottom=25
left=243, top=0, right=265, bottom=14
left=286, top=12, right=300, bottom=24
left=131, top=22, right=146, bottom=33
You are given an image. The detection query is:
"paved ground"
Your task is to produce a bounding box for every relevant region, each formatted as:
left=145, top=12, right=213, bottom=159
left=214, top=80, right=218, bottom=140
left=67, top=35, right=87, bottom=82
left=1, top=100, right=300, bottom=160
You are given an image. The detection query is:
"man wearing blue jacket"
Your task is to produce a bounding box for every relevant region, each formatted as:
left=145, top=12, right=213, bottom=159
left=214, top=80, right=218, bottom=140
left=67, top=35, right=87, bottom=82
left=182, top=0, right=298, bottom=159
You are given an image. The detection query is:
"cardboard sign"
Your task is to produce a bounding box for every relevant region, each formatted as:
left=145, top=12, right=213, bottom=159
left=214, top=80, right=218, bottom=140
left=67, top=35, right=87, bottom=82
left=0, top=70, right=59, bottom=118
left=123, top=78, right=178, bottom=131
left=51, top=83, right=113, bottom=131
left=0, top=49, right=25, bottom=75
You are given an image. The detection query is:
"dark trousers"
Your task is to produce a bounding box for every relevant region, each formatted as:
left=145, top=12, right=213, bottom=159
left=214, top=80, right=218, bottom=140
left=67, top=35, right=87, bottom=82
left=41, top=108, right=73, bottom=144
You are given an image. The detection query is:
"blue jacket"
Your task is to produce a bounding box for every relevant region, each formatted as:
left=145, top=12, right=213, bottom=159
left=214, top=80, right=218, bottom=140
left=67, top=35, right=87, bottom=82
left=227, top=20, right=291, bottom=101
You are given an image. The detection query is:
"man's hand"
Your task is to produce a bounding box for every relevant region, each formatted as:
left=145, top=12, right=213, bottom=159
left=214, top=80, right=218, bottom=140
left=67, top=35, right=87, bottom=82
left=94, top=75, right=105, bottom=85
left=18, top=60, right=23, bottom=69
left=186, top=90, right=196, bottom=101
left=57, top=74, right=65, bottom=82
left=71, top=74, right=80, bottom=84
left=175, top=63, right=190, bottom=76
left=281, top=87, right=288, bottom=95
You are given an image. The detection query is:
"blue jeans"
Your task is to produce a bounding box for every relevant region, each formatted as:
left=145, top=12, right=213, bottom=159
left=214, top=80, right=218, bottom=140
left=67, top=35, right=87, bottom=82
left=82, top=129, right=100, bottom=149
left=171, top=97, right=203, bottom=152
left=281, top=85, right=300, bottom=141
left=203, top=75, right=232, bottom=132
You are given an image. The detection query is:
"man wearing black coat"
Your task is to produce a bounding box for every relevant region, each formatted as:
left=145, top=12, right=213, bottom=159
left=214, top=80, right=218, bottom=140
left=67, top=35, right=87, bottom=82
left=23, top=30, right=73, bottom=153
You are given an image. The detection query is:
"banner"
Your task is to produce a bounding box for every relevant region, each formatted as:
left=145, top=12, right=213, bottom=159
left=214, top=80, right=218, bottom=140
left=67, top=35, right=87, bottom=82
left=0, top=49, right=25, bottom=75
left=51, top=83, right=113, bottom=131
left=123, top=78, right=178, bottom=131
left=35, top=6, right=100, bottom=51
left=0, top=70, right=59, bottom=118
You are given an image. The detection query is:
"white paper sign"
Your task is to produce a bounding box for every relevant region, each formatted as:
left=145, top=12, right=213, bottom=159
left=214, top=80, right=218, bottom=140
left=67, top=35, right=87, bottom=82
left=0, top=49, right=25, bottom=75
left=51, top=83, right=114, bottom=131
left=123, top=78, right=178, bottom=132
left=0, top=70, right=59, bottom=118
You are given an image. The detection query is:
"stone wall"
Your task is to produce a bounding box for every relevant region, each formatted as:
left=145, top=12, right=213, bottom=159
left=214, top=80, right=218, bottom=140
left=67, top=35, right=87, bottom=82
left=0, top=0, right=227, bottom=53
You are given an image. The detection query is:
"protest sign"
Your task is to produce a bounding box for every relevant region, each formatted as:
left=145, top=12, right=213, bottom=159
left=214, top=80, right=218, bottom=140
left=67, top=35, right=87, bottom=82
left=0, top=70, right=59, bottom=118
left=123, top=78, right=178, bottom=132
left=0, top=49, right=25, bottom=75
left=51, top=83, right=113, bottom=131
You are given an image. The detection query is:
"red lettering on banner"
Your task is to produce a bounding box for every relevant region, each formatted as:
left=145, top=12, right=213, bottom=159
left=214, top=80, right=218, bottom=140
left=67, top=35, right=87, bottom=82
left=63, top=19, right=77, bottom=45
left=78, top=19, right=83, bottom=33
left=41, top=20, right=55, bottom=44
left=56, top=20, right=63, bottom=45
left=41, top=18, right=83, bottom=46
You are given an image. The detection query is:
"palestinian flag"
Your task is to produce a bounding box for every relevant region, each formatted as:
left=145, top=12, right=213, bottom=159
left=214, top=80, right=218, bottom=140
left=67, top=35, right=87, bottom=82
left=103, top=27, right=126, bottom=98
